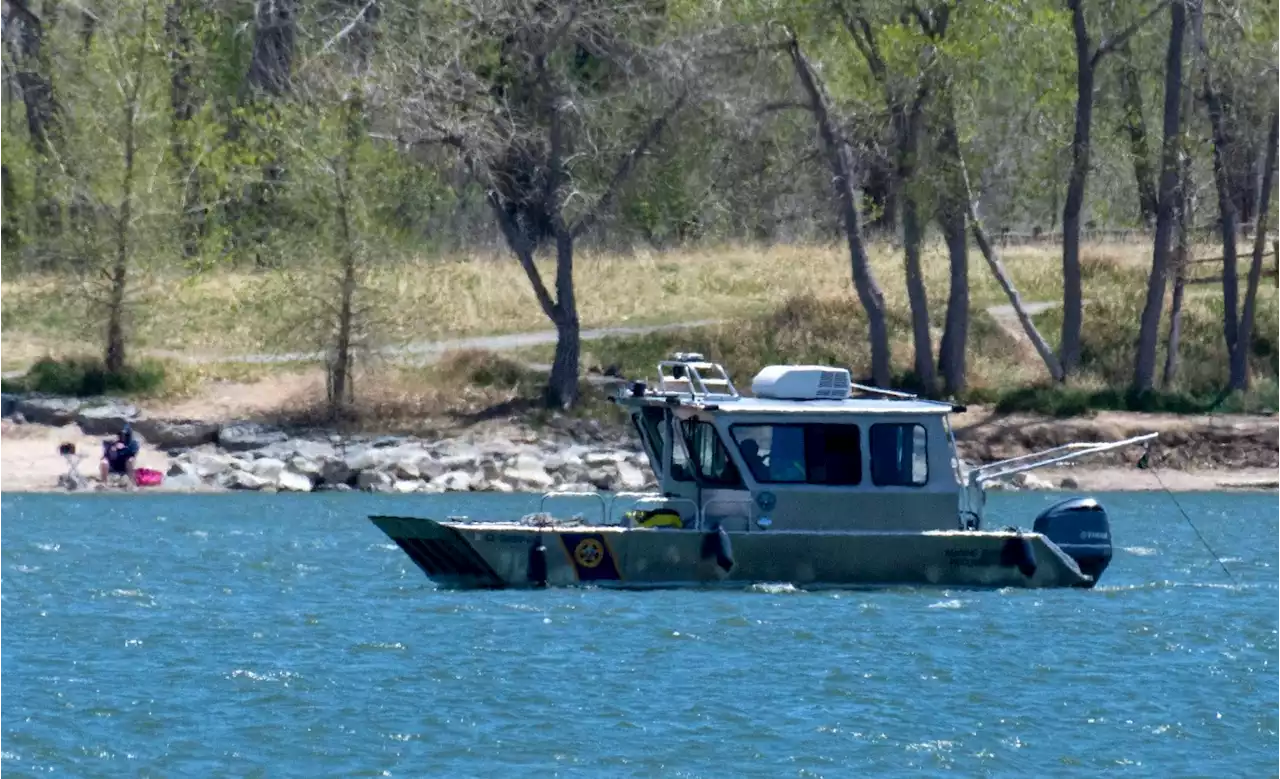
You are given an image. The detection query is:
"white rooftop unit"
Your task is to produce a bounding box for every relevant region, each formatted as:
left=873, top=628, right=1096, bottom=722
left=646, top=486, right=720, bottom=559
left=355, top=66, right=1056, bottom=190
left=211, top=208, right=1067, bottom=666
left=751, top=365, right=852, bottom=400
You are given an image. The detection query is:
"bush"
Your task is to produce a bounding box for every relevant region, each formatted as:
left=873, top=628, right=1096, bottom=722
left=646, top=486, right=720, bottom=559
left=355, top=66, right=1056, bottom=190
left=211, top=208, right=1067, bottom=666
left=1, top=355, right=167, bottom=397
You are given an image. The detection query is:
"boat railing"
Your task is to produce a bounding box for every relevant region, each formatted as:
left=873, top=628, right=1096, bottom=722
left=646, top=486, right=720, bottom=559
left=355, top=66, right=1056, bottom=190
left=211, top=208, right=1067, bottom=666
left=656, top=356, right=740, bottom=399
left=699, top=495, right=758, bottom=532
left=608, top=492, right=701, bottom=528
left=538, top=491, right=609, bottom=525
left=968, top=432, right=1158, bottom=485
left=538, top=491, right=703, bottom=528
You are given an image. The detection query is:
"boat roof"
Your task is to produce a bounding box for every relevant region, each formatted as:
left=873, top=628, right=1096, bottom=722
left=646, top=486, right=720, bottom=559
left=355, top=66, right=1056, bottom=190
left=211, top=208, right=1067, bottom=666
left=618, top=355, right=959, bottom=417
left=685, top=396, right=952, bottom=415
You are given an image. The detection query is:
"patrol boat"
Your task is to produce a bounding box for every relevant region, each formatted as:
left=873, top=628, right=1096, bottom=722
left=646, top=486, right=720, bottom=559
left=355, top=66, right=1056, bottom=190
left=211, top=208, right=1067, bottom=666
left=370, top=353, right=1156, bottom=590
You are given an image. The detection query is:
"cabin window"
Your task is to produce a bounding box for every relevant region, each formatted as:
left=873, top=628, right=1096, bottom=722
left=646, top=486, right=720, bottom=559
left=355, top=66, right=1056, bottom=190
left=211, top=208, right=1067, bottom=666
left=870, top=423, right=929, bottom=486
left=680, top=420, right=743, bottom=487
left=638, top=408, right=666, bottom=466
left=729, top=424, right=862, bottom=485
left=670, top=425, right=694, bottom=481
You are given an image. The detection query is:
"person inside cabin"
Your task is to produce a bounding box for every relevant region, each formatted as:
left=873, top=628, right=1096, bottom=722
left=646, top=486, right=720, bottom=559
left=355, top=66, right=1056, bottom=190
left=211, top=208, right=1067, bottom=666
left=100, top=423, right=140, bottom=482
left=739, top=438, right=767, bottom=480
left=768, top=426, right=807, bottom=482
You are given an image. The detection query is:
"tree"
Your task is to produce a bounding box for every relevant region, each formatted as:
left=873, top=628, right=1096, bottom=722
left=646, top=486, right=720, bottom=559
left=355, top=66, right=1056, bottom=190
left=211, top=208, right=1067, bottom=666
left=1060, top=0, right=1168, bottom=379
left=396, top=0, right=693, bottom=408
left=782, top=28, right=892, bottom=387
left=1189, top=0, right=1277, bottom=390
left=837, top=1, right=948, bottom=392
left=3, top=0, right=66, bottom=236
left=1132, top=0, right=1187, bottom=392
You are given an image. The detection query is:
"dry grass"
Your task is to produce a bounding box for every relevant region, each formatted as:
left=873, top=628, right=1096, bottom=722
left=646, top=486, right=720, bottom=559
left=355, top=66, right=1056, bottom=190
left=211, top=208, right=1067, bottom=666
left=0, top=238, right=1172, bottom=360
left=3, top=237, right=1274, bottom=418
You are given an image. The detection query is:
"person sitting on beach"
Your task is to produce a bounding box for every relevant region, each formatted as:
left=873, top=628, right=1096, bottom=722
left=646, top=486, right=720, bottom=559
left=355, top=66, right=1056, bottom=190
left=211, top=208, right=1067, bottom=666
left=100, top=424, right=140, bottom=483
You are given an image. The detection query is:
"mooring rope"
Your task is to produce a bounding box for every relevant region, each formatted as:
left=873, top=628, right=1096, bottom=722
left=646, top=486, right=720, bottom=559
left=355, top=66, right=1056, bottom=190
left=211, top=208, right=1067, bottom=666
left=1139, top=443, right=1237, bottom=584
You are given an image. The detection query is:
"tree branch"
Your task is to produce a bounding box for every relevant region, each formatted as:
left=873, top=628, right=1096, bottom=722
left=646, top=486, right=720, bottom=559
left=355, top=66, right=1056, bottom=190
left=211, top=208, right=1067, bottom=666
left=489, top=192, right=559, bottom=320
left=758, top=100, right=810, bottom=114
left=1093, top=0, right=1172, bottom=65
left=837, top=4, right=886, bottom=84
left=571, top=88, right=688, bottom=238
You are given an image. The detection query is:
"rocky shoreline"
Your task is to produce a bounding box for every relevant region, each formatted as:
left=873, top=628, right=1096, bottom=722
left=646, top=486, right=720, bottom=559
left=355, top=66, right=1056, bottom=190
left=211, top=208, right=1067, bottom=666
left=5, top=393, right=656, bottom=494
left=3, top=392, right=1276, bottom=495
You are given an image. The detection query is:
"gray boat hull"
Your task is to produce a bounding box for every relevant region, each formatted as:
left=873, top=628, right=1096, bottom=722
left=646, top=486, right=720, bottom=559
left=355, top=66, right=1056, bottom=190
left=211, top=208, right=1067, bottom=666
left=370, top=516, right=1097, bottom=590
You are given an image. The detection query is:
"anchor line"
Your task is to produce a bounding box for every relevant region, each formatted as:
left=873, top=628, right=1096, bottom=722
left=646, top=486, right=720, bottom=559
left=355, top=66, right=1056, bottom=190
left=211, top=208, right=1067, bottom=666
left=1140, top=442, right=1236, bottom=584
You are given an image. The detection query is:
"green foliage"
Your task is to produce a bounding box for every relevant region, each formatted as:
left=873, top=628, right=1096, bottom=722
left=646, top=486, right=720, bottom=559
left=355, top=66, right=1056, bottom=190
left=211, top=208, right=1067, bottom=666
left=2, top=356, right=167, bottom=398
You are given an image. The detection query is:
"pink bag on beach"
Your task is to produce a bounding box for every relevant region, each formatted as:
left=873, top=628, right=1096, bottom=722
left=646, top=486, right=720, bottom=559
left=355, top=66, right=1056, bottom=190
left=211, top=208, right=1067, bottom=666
left=134, top=468, right=163, bottom=487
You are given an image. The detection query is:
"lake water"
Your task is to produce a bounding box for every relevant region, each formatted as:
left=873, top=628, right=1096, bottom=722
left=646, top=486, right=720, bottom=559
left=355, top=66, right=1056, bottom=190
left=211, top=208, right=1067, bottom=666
left=2, top=491, right=1276, bottom=778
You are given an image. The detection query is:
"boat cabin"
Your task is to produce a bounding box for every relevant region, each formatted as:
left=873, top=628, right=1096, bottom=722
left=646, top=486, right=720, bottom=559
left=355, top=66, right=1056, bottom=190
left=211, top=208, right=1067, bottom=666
left=613, top=354, right=968, bottom=533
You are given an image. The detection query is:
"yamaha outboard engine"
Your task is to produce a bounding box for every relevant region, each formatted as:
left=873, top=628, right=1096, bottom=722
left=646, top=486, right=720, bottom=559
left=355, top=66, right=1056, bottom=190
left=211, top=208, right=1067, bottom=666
left=1033, top=497, right=1112, bottom=582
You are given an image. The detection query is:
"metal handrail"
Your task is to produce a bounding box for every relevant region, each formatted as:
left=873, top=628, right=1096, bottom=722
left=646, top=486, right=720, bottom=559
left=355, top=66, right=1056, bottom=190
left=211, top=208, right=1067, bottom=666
left=699, top=495, right=757, bottom=532
left=607, top=492, right=700, bottom=528
left=538, top=491, right=608, bottom=525
left=970, top=432, right=1158, bottom=485
left=656, top=359, right=740, bottom=399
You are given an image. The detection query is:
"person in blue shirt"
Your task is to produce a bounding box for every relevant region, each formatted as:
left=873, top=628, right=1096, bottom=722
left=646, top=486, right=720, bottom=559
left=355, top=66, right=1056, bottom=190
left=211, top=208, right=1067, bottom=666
left=100, top=423, right=140, bottom=482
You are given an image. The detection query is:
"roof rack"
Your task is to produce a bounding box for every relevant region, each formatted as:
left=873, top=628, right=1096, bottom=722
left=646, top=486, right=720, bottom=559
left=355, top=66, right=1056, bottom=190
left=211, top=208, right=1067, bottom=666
left=656, top=353, right=740, bottom=399
left=849, top=382, right=918, bottom=400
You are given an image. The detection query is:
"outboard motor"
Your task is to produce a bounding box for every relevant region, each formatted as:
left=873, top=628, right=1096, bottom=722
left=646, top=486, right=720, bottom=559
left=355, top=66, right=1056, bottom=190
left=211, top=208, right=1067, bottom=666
left=1033, top=497, right=1112, bottom=581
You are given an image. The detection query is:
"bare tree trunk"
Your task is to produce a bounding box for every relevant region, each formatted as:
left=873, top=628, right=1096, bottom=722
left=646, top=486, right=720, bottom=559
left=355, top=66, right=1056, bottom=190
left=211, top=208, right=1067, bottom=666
left=6, top=0, right=65, bottom=235
left=1234, top=109, right=1279, bottom=390
left=957, top=147, right=1064, bottom=381
left=1190, top=5, right=1242, bottom=386
left=900, top=171, right=935, bottom=391
left=1118, top=41, right=1158, bottom=227
left=166, top=0, right=204, bottom=258
left=242, top=0, right=296, bottom=97
left=2, top=163, right=19, bottom=251
left=546, top=230, right=580, bottom=410
left=331, top=162, right=357, bottom=415
left=786, top=34, right=891, bottom=387
left=106, top=91, right=140, bottom=375
left=1061, top=0, right=1095, bottom=378
left=893, top=92, right=935, bottom=391
left=1162, top=159, right=1192, bottom=387
left=1133, top=0, right=1187, bottom=393
left=936, top=92, right=969, bottom=397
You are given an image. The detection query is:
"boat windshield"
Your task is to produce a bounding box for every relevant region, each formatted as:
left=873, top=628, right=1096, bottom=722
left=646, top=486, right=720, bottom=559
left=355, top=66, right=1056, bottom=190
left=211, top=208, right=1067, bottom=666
left=680, top=419, right=743, bottom=487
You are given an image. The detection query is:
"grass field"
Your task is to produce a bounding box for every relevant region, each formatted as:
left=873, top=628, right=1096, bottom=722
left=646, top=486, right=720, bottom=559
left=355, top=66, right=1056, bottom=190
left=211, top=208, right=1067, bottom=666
left=2, top=237, right=1276, bottom=418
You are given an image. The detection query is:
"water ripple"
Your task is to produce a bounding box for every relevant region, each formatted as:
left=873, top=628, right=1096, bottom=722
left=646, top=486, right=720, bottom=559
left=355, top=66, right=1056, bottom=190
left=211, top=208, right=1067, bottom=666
left=2, top=491, right=1276, bottom=778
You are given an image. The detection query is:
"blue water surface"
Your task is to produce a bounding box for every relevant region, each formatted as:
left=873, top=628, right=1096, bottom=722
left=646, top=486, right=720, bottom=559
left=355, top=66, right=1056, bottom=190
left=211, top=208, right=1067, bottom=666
left=2, top=491, right=1276, bottom=778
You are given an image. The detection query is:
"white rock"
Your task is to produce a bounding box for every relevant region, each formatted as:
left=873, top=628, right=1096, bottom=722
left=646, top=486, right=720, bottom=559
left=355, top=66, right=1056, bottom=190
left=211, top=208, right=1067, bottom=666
left=615, top=461, right=647, bottom=490
left=224, top=470, right=269, bottom=490
left=487, top=480, right=515, bottom=493
left=251, top=457, right=286, bottom=480
left=393, top=479, right=422, bottom=493
left=586, top=467, right=615, bottom=491
left=1014, top=472, right=1053, bottom=490
left=413, top=455, right=445, bottom=480
left=320, top=458, right=354, bottom=486
left=346, top=448, right=388, bottom=471
left=504, top=464, right=554, bottom=490
left=357, top=470, right=394, bottom=492
left=164, top=472, right=203, bottom=491
left=584, top=451, right=626, bottom=466
left=391, top=460, right=420, bottom=480
left=276, top=469, right=313, bottom=493
left=434, top=471, right=474, bottom=492
left=289, top=456, right=323, bottom=479
left=190, top=452, right=234, bottom=478
left=439, top=453, right=480, bottom=470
